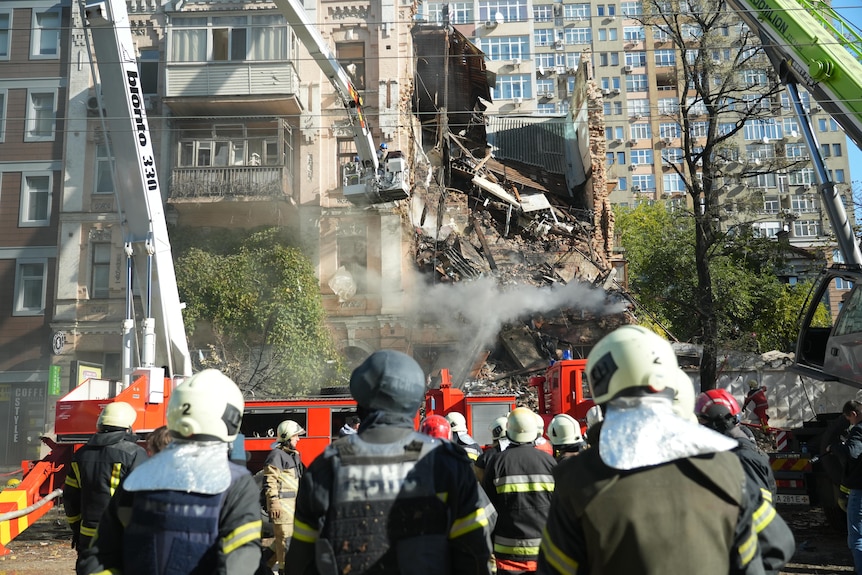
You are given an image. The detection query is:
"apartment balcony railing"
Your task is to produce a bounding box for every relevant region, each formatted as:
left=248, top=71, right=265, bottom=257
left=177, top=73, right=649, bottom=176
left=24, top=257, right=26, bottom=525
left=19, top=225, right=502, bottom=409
left=170, top=166, right=287, bottom=199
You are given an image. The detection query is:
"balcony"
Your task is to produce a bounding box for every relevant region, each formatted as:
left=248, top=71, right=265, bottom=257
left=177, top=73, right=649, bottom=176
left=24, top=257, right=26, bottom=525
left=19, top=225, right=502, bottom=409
left=164, top=61, right=303, bottom=116
left=170, top=166, right=288, bottom=200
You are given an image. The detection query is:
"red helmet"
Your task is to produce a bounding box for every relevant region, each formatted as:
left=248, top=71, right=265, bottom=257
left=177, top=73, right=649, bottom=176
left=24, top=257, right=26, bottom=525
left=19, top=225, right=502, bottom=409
left=695, top=389, right=741, bottom=430
left=420, top=415, right=452, bottom=440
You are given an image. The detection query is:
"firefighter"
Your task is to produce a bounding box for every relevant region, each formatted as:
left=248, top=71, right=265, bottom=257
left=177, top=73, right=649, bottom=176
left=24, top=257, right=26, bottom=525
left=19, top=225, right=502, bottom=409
left=76, top=369, right=262, bottom=575
left=743, top=380, right=771, bottom=431
left=446, top=411, right=483, bottom=461
left=475, top=415, right=508, bottom=482
left=696, top=389, right=777, bottom=496
left=284, top=349, right=492, bottom=575
left=482, top=407, right=557, bottom=574
left=826, top=400, right=862, bottom=574
left=63, top=401, right=147, bottom=553
left=584, top=404, right=603, bottom=447
left=537, top=326, right=795, bottom=575
left=533, top=412, right=554, bottom=456
left=420, top=414, right=453, bottom=440
left=263, top=419, right=305, bottom=575
left=548, top=413, right=585, bottom=460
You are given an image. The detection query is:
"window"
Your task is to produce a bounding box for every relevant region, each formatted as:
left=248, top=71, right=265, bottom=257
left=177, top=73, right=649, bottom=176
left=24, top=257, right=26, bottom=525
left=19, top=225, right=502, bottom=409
left=492, top=74, right=531, bottom=100
left=623, top=26, right=645, bottom=41
left=14, top=260, right=47, bottom=315
left=425, top=2, right=474, bottom=24
left=32, top=9, right=60, bottom=58
left=630, top=123, right=651, bottom=139
left=92, top=243, right=112, bottom=299
left=661, top=147, right=683, bottom=164
left=654, top=49, right=675, bottom=66
left=337, top=43, right=366, bottom=90
left=625, top=51, right=647, bottom=67
left=620, top=1, right=642, bottom=15
left=836, top=277, right=854, bottom=290
left=25, top=90, right=57, bottom=142
left=629, top=99, right=650, bottom=117
left=663, top=174, right=685, bottom=193
left=533, top=29, right=555, bottom=47
left=785, top=143, right=807, bottom=160
left=21, top=174, right=52, bottom=226
left=657, top=99, right=678, bottom=116
left=632, top=174, right=655, bottom=193
left=793, top=220, right=820, bottom=237
left=625, top=74, right=648, bottom=91
left=0, top=89, right=5, bottom=142
left=171, top=15, right=287, bottom=63
left=754, top=221, right=782, bottom=238
left=0, top=10, right=10, bottom=60
left=631, top=149, right=653, bottom=165
left=94, top=142, right=114, bottom=195
left=659, top=122, right=680, bottom=138
left=564, top=27, right=592, bottom=45
left=139, top=50, right=160, bottom=95
left=478, top=36, right=530, bottom=60
left=479, top=0, right=529, bottom=23
left=533, top=4, right=553, bottom=22
left=538, top=103, right=557, bottom=114
left=178, top=123, right=282, bottom=168
left=564, top=4, right=591, bottom=20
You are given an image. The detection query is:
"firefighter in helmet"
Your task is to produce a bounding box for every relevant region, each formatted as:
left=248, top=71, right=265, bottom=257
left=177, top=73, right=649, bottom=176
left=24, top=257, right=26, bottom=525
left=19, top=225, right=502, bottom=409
left=696, top=389, right=776, bottom=497
left=743, top=379, right=770, bottom=432
left=446, top=411, right=483, bottom=461
left=482, top=407, right=557, bottom=574
left=264, top=419, right=306, bottom=574
left=475, top=415, right=508, bottom=482
left=537, top=325, right=794, bottom=575
left=77, top=369, right=262, bottom=575
left=284, top=349, right=492, bottom=575
left=64, top=401, right=147, bottom=553
left=548, top=413, right=585, bottom=460
left=420, top=414, right=452, bottom=440
left=533, top=412, right=554, bottom=456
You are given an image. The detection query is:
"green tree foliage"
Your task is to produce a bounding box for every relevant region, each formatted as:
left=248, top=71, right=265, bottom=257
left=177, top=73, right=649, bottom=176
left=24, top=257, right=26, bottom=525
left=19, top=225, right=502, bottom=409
left=175, top=227, right=343, bottom=396
left=616, top=202, right=813, bottom=354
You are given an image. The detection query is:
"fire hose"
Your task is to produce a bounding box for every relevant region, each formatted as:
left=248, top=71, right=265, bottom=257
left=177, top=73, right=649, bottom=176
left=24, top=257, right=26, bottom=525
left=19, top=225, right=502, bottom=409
left=0, top=489, right=63, bottom=522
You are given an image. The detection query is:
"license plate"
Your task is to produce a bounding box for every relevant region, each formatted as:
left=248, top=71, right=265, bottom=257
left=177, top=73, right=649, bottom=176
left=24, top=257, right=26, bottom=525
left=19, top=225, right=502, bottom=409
left=774, top=494, right=810, bottom=505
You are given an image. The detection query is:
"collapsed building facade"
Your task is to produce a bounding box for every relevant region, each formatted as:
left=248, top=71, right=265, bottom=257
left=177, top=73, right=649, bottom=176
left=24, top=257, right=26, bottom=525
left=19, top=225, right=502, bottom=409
left=409, top=23, right=630, bottom=384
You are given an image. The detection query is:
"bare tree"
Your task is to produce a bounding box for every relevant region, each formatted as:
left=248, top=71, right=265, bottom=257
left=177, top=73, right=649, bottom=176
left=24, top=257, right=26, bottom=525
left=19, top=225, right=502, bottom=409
left=636, top=0, right=794, bottom=387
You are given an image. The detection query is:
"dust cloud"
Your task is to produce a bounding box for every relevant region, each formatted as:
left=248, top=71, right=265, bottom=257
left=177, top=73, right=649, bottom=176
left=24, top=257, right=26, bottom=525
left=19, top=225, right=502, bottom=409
left=409, top=276, right=627, bottom=382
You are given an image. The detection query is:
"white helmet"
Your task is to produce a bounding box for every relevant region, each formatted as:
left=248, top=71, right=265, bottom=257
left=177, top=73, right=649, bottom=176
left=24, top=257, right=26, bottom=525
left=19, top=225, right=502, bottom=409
left=534, top=412, right=546, bottom=437
left=98, top=401, right=137, bottom=430
left=506, top=407, right=539, bottom=443
left=668, top=369, right=697, bottom=422
left=167, top=369, right=244, bottom=443
left=586, top=325, right=682, bottom=405
left=445, top=412, right=468, bottom=433
left=586, top=405, right=603, bottom=429
left=489, top=415, right=508, bottom=441
left=549, top=413, right=583, bottom=446
left=277, top=420, right=306, bottom=442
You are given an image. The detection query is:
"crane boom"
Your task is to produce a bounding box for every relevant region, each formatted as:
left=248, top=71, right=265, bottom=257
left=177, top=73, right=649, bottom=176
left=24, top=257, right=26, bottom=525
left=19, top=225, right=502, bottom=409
left=724, top=0, right=862, bottom=265
left=83, top=0, right=192, bottom=380
left=271, top=0, right=410, bottom=204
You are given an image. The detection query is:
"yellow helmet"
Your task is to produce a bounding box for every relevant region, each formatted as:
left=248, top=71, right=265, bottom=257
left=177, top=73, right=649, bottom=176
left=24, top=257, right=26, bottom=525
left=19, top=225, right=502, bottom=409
left=97, top=401, right=137, bottom=430
left=5, top=478, right=21, bottom=489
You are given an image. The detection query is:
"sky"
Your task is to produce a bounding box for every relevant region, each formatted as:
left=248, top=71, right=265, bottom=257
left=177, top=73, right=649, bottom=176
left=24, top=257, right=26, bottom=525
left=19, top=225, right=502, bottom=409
left=828, top=1, right=862, bottom=197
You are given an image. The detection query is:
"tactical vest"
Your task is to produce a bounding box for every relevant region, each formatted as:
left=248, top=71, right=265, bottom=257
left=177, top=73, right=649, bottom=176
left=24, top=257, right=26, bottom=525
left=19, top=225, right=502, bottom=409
left=316, top=432, right=449, bottom=575
left=121, top=465, right=245, bottom=575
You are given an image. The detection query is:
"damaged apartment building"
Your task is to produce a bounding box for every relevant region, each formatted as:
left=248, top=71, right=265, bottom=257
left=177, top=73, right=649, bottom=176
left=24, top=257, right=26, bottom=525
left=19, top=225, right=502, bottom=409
left=409, top=23, right=630, bottom=382
left=4, top=1, right=632, bottom=457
